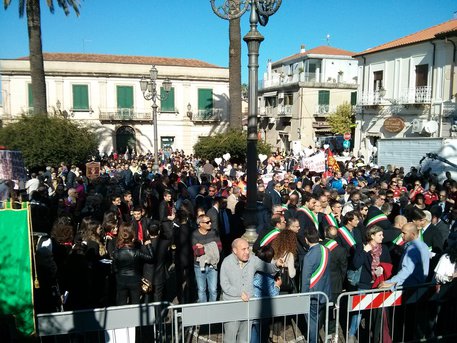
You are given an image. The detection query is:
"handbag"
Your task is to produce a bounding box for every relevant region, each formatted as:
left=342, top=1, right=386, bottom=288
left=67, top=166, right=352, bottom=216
left=347, top=267, right=362, bottom=287
left=279, top=267, right=296, bottom=293
left=278, top=253, right=296, bottom=293
left=141, top=277, right=153, bottom=294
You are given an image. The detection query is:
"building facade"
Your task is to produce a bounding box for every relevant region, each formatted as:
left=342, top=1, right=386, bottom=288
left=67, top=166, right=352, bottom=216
left=258, top=45, right=358, bottom=153
left=353, top=19, right=457, bottom=161
left=0, top=53, right=229, bottom=155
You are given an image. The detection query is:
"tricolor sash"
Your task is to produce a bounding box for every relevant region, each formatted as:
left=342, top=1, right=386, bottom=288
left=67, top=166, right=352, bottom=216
left=338, top=226, right=356, bottom=247
left=298, top=206, right=319, bottom=231
left=419, top=229, right=433, bottom=252
left=324, top=239, right=338, bottom=251
left=393, top=234, right=405, bottom=246
left=366, top=213, right=388, bottom=227
left=310, top=245, right=329, bottom=288
left=260, top=228, right=280, bottom=247
left=325, top=213, right=339, bottom=228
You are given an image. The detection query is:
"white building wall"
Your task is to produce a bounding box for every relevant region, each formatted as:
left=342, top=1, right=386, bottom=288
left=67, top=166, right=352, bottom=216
left=0, top=58, right=229, bottom=155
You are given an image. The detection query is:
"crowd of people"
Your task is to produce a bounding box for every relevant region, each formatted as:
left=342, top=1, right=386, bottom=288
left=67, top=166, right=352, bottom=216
left=1, top=149, right=457, bottom=342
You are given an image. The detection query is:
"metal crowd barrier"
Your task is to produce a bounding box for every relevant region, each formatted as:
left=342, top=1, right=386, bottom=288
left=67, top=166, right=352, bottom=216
left=169, top=292, right=330, bottom=343
left=36, top=301, right=170, bottom=342
left=334, top=283, right=457, bottom=343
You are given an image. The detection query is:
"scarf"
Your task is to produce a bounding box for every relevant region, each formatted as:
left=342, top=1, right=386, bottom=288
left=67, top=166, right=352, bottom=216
left=370, top=243, right=382, bottom=280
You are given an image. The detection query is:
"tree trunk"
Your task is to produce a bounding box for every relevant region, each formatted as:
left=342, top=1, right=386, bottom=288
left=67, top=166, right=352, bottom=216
left=229, top=15, right=242, bottom=129
left=26, top=0, right=47, bottom=115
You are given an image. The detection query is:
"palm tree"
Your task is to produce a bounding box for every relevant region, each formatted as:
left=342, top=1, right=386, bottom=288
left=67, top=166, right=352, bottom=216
left=3, top=0, right=80, bottom=115
left=228, top=2, right=242, bottom=129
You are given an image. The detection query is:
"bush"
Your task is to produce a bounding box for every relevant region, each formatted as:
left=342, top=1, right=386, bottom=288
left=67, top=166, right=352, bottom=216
left=0, top=115, right=99, bottom=169
left=193, top=129, right=271, bottom=163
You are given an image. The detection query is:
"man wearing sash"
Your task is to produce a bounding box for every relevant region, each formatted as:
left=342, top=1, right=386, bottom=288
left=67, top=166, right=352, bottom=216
left=319, top=199, right=342, bottom=239
left=301, top=229, right=331, bottom=343
left=337, top=211, right=362, bottom=256
left=252, top=214, right=286, bottom=253
left=364, top=192, right=391, bottom=231
left=322, top=225, right=347, bottom=340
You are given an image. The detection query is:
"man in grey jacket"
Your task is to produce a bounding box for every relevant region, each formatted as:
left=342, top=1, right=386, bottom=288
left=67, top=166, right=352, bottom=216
left=220, top=238, right=283, bottom=343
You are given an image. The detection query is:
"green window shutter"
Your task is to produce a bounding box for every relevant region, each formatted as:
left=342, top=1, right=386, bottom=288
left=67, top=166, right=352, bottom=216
left=28, top=84, right=33, bottom=108
left=117, top=86, right=134, bottom=109
left=198, top=89, right=213, bottom=111
left=160, top=87, right=175, bottom=112
left=72, top=85, right=89, bottom=110
left=351, top=91, right=357, bottom=106
left=318, top=90, right=330, bottom=105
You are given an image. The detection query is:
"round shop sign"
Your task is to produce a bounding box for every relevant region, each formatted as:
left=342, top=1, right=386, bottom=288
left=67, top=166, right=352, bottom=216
left=383, top=116, right=405, bottom=133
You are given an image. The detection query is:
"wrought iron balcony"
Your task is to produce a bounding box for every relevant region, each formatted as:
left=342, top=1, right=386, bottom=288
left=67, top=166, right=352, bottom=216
left=359, top=86, right=432, bottom=106
left=278, top=105, right=293, bottom=117
left=192, top=108, right=223, bottom=122
left=314, top=104, right=337, bottom=116
left=99, top=108, right=152, bottom=122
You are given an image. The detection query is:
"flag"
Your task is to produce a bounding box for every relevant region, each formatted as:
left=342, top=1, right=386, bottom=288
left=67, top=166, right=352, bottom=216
left=0, top=205, right=35, bottom=335
left=326, top=149, right=340, bottom=172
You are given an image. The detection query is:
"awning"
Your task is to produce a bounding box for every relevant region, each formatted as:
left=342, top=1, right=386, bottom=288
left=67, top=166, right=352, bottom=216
left=262, top=91, right=277, bottom=97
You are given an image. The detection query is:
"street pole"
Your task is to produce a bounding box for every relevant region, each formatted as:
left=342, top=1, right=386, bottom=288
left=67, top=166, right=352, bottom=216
left=140, top=66, right=172, bottom=173
left=211, top=0, right=282, bottom=245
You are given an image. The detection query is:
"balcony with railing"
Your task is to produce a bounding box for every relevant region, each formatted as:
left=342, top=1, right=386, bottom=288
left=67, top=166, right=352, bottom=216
left=314, top=104, right=337, bottom=117
left=278, top=105, right=293, bottom=117
left=359, top=86, right=432, bottom=106
left=261, top=72, right=317, bottom=89
left=192, top=108, right=223, bottom=122
left=99, top=108, right=152, bottom=122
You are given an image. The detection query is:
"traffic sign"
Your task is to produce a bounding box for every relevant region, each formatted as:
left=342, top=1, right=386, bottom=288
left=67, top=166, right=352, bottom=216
left=343, top=140, right=351, bottom=149
left=344, top=132, right=351, bottom=140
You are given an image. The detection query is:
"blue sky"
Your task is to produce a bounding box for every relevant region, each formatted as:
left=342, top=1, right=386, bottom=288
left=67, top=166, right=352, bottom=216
left=0, top=0, right=456, bottom=82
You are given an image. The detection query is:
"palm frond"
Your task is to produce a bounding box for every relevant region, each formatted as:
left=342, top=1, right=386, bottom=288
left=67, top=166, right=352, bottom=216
left=18, top=0, right=25, bottom=17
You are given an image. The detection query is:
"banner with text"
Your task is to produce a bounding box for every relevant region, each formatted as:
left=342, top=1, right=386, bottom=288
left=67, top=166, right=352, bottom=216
left=301, top=152, right=326, bottom=172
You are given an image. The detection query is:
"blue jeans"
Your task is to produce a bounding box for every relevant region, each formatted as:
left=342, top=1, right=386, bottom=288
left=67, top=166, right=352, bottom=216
left=194, top=264, right=218, bottom=302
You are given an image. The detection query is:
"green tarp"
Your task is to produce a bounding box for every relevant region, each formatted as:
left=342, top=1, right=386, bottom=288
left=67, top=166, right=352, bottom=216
left=0, top=207, right=35, bottom=336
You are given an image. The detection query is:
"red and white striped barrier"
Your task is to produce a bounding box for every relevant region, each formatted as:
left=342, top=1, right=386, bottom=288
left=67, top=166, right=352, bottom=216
left=350, top=290, right=403, bottom=311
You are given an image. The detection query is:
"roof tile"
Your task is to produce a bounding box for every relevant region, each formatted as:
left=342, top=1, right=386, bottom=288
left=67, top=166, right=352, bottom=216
left=17, top=52, right=223, bottom=68
left=354, top=19, right=457, bottom=57
left=273, top=46, right=355, bottom=65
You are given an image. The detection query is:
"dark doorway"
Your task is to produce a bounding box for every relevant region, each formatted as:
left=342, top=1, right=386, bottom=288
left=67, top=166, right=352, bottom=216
left=116, top=126, right=136, bottom=155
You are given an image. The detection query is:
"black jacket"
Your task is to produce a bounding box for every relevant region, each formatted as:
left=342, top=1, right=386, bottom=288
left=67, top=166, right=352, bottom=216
left=113, top=245, right=154, bottom=278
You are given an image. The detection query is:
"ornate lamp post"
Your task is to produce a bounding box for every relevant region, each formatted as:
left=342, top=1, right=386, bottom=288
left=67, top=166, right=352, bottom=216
left=211, top=0, right=282, bottom=244
left=140, top=65, right=172, bottom=173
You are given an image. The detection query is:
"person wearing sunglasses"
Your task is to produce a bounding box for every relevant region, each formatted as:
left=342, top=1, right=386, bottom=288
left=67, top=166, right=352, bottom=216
left=192, top=215, right=222, bottom=303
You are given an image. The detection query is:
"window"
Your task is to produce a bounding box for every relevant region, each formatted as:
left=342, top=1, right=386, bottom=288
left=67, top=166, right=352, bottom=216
left=117, top=86, right=134, bottom=109
left=27, top=83, right=33, bottom=107
left=198, top=89, right=213, bottom=112
left=415, top=64, right=428, bottom=87
left=265, top=96, right=277, bottom=107
left=28, top=83, right=33, bottom=108
left=72, top=84, right=89, bottom=110
left=351, top=92, right=357, bottom=106
left=373, top=71, right=383, bottom=91
left=160, top=87, right=175, bottom=112
left=318, top=90, right=330, bottom=105
left=285, top=94, right=293, bottom=106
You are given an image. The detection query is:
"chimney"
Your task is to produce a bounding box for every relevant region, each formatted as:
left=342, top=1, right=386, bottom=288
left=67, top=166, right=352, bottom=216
left=300, top=44, right=306, bottom=54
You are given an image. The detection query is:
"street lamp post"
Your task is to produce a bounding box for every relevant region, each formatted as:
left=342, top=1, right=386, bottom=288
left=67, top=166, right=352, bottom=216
left=211, top=0, right=282, bottom=244
left=140, top=65, right=172, bottom=173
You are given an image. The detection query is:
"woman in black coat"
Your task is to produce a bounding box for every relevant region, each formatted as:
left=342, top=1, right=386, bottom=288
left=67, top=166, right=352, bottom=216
left=112, top=223, right=154, bottom=305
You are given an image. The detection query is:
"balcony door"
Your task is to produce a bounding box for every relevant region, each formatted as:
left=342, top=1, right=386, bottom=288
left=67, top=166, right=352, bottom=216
left=415, top=64, right=428, bottom=87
